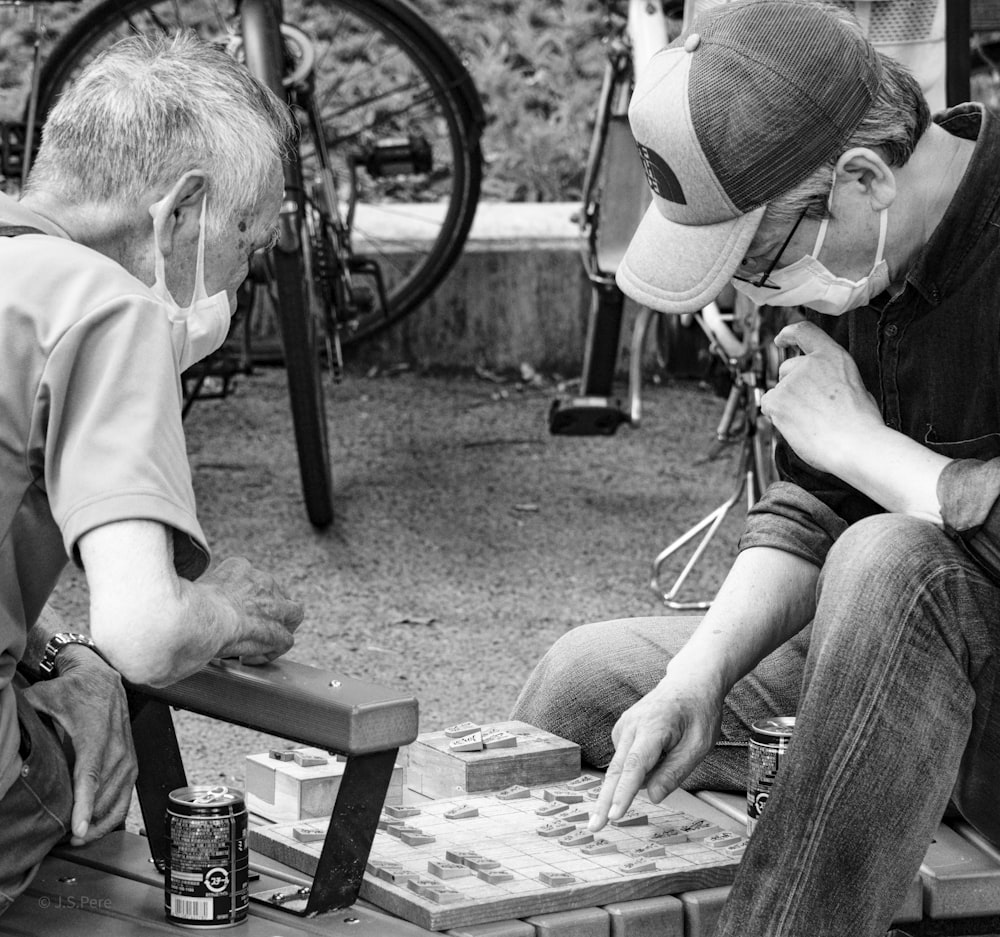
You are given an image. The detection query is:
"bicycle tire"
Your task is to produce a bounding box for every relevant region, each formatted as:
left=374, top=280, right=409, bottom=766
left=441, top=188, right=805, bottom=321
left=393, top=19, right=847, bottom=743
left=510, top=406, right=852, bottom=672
left=36, top=0, right=484, bottom=346
left=242, top=0, right=334, bottom=528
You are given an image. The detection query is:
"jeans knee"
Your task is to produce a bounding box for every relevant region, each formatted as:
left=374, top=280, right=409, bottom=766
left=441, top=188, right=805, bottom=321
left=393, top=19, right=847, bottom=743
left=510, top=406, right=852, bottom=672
left=513, top=621, right=610, bottom=722
left=823, top=514, right=948, bottom=594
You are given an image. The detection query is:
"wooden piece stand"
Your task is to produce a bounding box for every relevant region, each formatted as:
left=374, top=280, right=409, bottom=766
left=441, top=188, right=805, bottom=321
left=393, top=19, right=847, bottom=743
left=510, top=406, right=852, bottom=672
left=405, top=720, right=581, bottom=799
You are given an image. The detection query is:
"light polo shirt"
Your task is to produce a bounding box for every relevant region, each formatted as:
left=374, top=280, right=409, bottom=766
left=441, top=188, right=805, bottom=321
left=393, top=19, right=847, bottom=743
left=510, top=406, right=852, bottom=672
left=0, top=193, right=209, bottom=799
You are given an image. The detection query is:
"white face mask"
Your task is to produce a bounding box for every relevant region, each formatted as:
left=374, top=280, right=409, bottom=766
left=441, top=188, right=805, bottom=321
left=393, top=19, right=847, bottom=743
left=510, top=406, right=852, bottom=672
left=732, top=175, right=890, bottom=316
left=149, top=192, right=232, bottom=371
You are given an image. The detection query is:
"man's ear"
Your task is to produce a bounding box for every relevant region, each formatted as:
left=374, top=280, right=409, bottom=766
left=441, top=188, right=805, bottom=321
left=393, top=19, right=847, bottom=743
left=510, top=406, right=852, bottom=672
left=834, top=147, right=896, bottom=212
left=150, top=171, right=208, bottom=258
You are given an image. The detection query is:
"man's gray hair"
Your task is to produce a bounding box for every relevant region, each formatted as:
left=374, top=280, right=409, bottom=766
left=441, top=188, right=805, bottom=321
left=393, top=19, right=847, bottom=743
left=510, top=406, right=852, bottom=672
left=25, top=31, right=294, bottom=236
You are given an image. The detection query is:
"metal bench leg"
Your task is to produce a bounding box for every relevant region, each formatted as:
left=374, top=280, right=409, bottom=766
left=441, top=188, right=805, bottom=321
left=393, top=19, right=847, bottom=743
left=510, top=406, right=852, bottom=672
left=128, top=689, right=188, bottom=871
left=253, top=747, right=400, bottom=917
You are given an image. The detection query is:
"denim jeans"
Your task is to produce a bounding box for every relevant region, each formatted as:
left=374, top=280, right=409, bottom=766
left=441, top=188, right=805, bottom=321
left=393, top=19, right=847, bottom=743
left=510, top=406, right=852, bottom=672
left=512, top=514, right=1000, bottom=937
left=0, top=679, right=73, bottom=915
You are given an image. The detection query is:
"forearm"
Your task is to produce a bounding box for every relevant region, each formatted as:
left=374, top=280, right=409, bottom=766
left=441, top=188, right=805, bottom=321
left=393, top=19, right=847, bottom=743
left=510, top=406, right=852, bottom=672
left=667, top=546, right=819, bottom=695
left=80, top=520, right=299, bottom=688
left=95, top=579, right=243, bottom=687
left=826, top=424, right=951, bottom=524
left=80, top=520, right=240, bottom=687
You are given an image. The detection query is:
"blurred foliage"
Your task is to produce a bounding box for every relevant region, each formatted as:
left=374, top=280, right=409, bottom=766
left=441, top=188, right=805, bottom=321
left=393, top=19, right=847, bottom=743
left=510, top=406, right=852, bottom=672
left=0, top=0, right=614, bottom=202
left=411, top=0, right=611, bottom=201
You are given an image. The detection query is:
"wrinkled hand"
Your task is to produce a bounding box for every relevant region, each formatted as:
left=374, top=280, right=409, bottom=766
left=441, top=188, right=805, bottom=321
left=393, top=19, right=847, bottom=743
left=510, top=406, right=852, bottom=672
left=201, top=557, right=303, bottom=664
left=21, top=646, right=137, bottom=845
left=761, top=320, right=883, bottom=476
left=588, top=671, right=724, bottom=832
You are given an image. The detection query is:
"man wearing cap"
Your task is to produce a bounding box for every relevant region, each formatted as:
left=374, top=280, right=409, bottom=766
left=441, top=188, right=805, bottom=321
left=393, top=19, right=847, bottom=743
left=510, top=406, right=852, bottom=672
left=512, top=1, right=1000, bottom=933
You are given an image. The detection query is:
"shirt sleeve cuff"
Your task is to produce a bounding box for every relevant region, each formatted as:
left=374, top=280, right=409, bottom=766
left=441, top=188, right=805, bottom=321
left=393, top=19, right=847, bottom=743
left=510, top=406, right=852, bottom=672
left=738, top=481, right=849, bottom=567
left=938, top=458, right=1000, bottom=583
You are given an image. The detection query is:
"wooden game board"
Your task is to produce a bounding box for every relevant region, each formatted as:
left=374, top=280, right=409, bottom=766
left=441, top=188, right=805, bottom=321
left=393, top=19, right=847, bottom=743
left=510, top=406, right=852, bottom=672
left=250, top=780, right=748, bottom=931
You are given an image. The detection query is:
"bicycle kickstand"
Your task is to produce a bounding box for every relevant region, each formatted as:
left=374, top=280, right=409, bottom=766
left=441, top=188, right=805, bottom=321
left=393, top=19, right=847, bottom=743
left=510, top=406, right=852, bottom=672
left=650, top=384, right=757, bottom=610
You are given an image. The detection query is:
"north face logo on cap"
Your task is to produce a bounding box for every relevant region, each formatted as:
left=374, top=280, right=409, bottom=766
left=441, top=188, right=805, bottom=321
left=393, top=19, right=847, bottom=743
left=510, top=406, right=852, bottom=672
left=636, top=143, right=685, bottom=205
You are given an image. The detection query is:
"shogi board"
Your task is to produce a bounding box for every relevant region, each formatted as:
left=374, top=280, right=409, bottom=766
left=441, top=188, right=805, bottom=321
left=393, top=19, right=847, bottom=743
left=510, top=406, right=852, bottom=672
left=250, top=783, right=748, bottom=931
left=405, top=720, right=581, bottom=799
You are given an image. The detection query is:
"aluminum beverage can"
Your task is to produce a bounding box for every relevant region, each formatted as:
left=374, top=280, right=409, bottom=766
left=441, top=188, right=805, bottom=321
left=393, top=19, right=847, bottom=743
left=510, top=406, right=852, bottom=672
left=747, top=715, right=795, bottom=837
left=165, top=785, right=249, bottom=928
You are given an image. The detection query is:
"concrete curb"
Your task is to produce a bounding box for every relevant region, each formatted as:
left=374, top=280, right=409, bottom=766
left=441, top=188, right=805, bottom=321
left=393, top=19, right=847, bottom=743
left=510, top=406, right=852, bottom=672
left=357, top=201, right=615, bottom=375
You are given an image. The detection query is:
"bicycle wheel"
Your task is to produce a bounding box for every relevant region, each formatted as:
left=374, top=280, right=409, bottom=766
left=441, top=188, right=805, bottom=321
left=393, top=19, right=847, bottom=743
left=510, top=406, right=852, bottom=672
left=36, top=0, right=484, bottom=346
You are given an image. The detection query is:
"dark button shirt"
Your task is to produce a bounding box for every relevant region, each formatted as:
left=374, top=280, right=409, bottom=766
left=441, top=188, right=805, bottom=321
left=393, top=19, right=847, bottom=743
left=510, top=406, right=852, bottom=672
left=741, top=103, right=1000, bottom=581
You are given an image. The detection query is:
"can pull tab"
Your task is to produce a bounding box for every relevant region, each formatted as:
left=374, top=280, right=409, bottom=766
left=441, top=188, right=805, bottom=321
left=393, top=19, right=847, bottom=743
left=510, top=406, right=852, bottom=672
left=190, top=786, right=237, bottom=805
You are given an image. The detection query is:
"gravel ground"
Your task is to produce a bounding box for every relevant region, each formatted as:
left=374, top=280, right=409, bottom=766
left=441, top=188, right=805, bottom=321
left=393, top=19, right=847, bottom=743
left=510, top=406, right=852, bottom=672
left=46, top=364, right=743, bottom=812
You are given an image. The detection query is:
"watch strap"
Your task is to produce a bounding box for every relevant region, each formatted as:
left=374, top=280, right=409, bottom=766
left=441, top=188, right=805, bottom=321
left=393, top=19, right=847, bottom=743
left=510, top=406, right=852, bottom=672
left=38, top=632, right=100, bottom=679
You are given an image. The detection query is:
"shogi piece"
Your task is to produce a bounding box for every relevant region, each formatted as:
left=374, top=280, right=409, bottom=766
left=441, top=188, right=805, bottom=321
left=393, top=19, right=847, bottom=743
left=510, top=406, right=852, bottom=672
left=405, top=721, right=581, bottom=799
left=449, top=731, right=485, bottom=753
left=444, top=721, right=481, bottom=738
left=246, top=746, right=404, bottom=822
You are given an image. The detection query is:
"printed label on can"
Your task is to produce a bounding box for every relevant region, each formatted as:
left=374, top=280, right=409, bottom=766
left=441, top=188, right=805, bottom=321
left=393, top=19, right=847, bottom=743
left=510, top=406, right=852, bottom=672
left=166, top=786, right=249, bottom=928
left=747, top=716, right=794, bottom=837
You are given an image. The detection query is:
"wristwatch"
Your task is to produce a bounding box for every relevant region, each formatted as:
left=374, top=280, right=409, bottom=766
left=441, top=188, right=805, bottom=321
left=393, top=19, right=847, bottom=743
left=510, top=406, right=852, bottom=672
left=38, top=632, right=100, bottom=679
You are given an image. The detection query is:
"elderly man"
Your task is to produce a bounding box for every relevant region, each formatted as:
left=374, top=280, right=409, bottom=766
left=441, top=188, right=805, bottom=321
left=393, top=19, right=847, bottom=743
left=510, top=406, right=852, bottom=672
left=0, top=33, right=303, bottom=912
left=513, top=2, right=1000, bottom=934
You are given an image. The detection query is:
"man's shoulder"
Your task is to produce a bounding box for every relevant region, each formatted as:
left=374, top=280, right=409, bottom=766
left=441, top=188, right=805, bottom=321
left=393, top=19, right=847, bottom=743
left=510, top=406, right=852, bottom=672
left=1, top=228, right=157, bottom=325
left=0, top=193, right=153, bottom=309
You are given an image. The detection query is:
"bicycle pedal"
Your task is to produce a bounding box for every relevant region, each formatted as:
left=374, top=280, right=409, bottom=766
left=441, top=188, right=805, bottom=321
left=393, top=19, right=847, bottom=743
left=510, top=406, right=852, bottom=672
left=548, top=396, right=629, bottom=436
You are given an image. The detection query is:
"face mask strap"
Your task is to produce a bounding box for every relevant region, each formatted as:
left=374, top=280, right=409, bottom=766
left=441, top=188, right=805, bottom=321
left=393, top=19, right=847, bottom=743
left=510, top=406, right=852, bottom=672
left=148, top=186, right=209, bottom=310
left=874, top=206, right=888, bottom=266
left=190, top=195, right=209, bottom=304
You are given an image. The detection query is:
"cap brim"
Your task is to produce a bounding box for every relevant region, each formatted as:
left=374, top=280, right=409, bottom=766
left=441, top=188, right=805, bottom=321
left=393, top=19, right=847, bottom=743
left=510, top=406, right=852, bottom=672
left=616, top=202, right=766, bottom=313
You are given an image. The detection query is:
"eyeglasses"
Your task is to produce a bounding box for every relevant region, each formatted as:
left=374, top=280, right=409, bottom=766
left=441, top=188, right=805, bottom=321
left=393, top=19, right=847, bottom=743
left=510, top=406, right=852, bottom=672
left=732, top=207, right=809, bottom=289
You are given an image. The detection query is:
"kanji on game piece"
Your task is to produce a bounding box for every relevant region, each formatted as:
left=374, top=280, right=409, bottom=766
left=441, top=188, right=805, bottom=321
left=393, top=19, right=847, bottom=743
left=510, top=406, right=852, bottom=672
left=444, top=804, right=479, bottom=820
left=581, top=838, right=619, bottom=855
left=610, top=810, right=649, bottom=827
left=464, top=856, right=501, bottom=872
left=536, top=820, right=576, bottom=838
left=558, top=829, right=594, bottom=847
left=650, top=828, right=688, bottom=844
left=427, top=859, right=472, bottom=880
left=679, top=818, right=720, bottom=838
left=565, top=775, right=602, bottom=791
left=385, top=804, right=422, bottom=819
left=561, top=807, right=590, bottom=823
left=620, top=858, right=657, bottom=874
left=539, top=870, right=577, bottom=887
left=444, top=721, right=481, bottom=738
left=292, top=750, right=328, bottom=767
left=448, top=730, right=484, bottom=752
left=704, top=832, right=743, bottom=849
left=630, top=843, right=666, bottom=858
left=291, top=825, right=325, bottom=843
left=543, top=788, right=584, bottom=804
left=481, top=730, right=517, bottom=749
left=444, top=848, right=480, bottom=865
left=535, top=801, right=568, bottom=817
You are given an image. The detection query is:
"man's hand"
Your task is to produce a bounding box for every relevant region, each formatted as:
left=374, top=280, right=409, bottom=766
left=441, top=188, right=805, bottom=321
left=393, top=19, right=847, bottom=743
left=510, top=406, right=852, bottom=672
left=588, top=669, right=724, bottom=832
left=762, top=320, right=883, bottom=476
left=21, top=646, right=137, bottom=846
left=199, top=557, right=303, bottom=664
